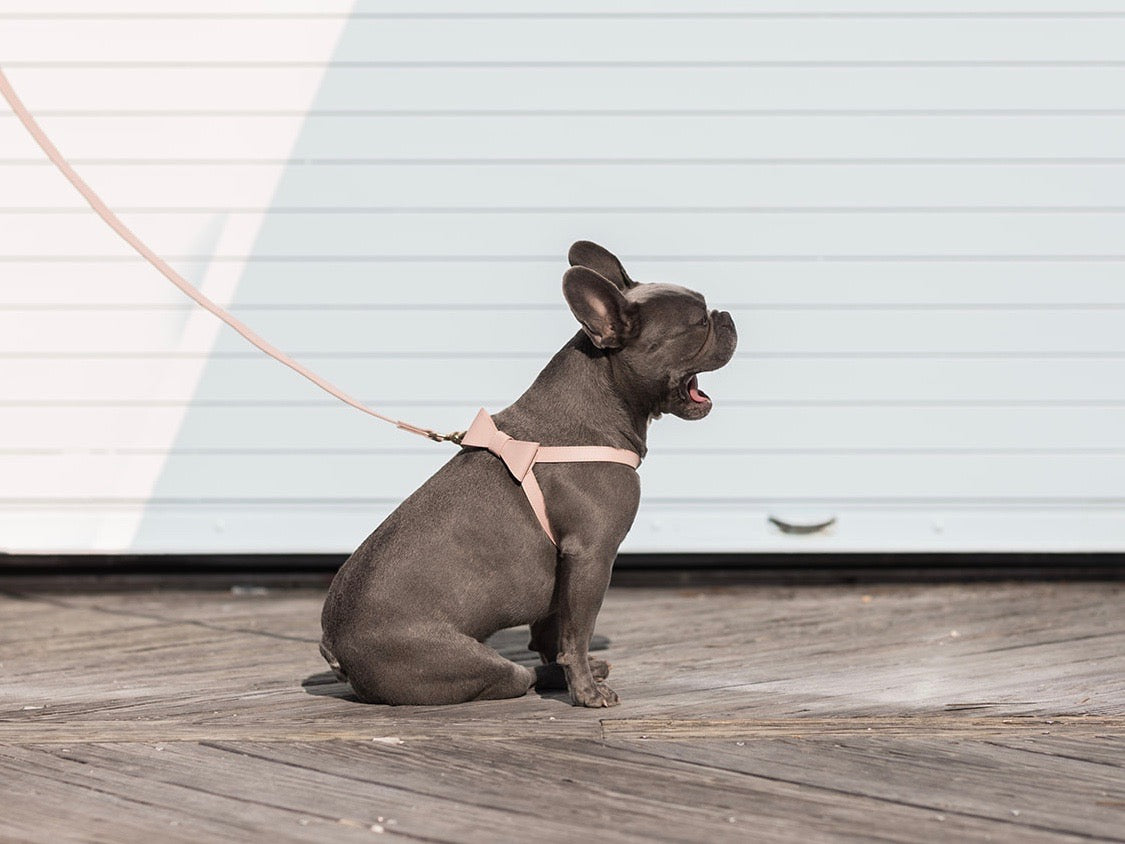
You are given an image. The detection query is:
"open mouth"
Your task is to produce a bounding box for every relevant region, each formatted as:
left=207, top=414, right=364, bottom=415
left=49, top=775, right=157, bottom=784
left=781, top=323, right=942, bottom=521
left=684, top=373, right=711, bottom=405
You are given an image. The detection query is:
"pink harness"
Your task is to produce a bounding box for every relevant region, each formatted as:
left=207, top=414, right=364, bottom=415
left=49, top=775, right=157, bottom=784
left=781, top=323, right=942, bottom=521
left=459, top=409, right=641, bottom=546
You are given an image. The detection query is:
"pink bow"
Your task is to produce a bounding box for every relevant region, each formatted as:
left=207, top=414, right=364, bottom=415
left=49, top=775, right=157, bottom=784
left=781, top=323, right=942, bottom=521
left=460, top=408, right=540, bottom=482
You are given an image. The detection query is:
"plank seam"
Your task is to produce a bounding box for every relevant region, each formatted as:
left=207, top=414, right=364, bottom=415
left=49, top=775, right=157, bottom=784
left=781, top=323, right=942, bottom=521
left=596, top=738, right=1119, bottom=840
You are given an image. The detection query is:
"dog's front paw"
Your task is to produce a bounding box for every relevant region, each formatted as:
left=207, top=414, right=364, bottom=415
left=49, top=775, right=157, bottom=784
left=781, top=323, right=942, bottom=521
left=571, top=681, right=620, bottom=708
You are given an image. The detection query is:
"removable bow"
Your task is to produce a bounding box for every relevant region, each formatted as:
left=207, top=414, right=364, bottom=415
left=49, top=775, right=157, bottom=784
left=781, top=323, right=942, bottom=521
left=460, top=408, right=540, bottom=483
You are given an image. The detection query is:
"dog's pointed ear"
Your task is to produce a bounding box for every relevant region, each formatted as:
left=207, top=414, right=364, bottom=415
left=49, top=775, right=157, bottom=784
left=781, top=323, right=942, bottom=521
left=563, top=266, right=639, bottom=349
left=568, top=240, right=638, bottom=291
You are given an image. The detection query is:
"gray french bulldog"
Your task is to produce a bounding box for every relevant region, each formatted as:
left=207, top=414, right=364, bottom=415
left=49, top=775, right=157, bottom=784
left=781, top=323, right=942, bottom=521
left=320, top=241, right=737, bottom=707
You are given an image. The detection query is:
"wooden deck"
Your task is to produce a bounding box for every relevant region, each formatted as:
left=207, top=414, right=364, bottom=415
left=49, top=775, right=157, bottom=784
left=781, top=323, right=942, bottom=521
left=1, top=581, right=1122, bottom=842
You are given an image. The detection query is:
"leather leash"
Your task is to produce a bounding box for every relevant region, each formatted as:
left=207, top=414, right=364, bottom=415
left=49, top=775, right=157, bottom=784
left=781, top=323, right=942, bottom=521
left=0, top=67, right=461, bottom=444
left=0, top=67, right=642, bottom=546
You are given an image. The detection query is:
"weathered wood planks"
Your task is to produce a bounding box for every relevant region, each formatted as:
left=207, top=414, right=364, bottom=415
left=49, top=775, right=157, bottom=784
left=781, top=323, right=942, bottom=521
left=0, top=583, right=1121, bottom=842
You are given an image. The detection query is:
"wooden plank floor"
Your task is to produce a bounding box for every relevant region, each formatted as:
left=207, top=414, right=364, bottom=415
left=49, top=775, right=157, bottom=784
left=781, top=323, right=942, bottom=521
left=0, top=582, right=1122, bottom=842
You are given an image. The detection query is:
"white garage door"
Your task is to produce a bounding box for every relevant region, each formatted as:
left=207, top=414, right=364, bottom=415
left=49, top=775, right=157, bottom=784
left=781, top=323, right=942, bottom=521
left=2, top=1, right=1123, bottom=555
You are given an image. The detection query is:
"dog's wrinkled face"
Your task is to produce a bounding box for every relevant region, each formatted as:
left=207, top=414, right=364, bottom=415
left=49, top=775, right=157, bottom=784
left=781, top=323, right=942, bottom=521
left=620, top=283, right=738, bottom=420
left=563, top=241, right=738, bottom=420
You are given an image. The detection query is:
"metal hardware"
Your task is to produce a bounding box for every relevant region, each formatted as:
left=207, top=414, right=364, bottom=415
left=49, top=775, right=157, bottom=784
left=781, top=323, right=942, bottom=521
left=768, top=514, right=837, bottom=535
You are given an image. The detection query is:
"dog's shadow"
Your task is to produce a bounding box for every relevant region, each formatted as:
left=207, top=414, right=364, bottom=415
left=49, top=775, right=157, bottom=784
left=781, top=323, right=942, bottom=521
left=300, top=628, right=610, bottom=703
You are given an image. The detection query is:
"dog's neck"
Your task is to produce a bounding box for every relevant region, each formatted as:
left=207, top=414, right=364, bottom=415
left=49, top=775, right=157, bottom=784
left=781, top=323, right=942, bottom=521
left=497, top=331, right=653, bottom=457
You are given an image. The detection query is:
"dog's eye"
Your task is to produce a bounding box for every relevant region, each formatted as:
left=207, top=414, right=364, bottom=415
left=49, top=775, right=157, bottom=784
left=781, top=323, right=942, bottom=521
left=697, top=313, right=710, bottom=326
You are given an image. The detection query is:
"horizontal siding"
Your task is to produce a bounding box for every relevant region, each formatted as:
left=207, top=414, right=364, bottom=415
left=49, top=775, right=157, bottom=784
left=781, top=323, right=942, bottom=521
left=3, top=308, right=1122, bottom=354
left=8, top=67, right=1125, bottom=110
left=1, top=4, right=1122, bottom=554
left=5, top=19, right=1125, bottom=63
left=3, top=405, right=1123, bottom=451
left=3, top=505, right=1123, bottom=556
left=6, top=453, right=1125, bottom=500
left=8, top=3, right=1125, bottom=14
left=8, top=123, right=1125, bottom=162
left=1, top=260, right=1122, bottom=306
left=6, top=358, right=1125, bottom=404
left=6, top=212, right=1125, bottom=257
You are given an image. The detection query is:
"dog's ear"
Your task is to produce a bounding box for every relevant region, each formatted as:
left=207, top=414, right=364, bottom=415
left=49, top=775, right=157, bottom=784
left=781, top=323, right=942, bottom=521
left=563, top=266, right=639, bottom=349
left=568, top=240, right=638, bottom=291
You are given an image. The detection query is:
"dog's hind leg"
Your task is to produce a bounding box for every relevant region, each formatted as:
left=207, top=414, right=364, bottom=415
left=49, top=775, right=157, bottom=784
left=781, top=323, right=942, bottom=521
left=336, top=624, right=538, bottom=706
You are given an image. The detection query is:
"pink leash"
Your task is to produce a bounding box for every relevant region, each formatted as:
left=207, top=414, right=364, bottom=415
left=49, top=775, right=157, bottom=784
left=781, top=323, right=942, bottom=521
left=0, top=66, right=640, bottom=546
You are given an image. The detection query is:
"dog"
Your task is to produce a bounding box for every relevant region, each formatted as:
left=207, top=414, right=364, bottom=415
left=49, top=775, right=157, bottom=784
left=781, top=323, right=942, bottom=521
left=320, top=241, right=737, bottom=707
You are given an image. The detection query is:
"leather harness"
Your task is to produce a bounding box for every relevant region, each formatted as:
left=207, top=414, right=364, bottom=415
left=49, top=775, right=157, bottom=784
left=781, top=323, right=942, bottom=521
left=459, top=409, right=641, bottom=546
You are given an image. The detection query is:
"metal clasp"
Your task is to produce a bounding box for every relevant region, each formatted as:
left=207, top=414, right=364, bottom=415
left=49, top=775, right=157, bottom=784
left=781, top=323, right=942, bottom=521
left=431, top=429, right=465, bottom=445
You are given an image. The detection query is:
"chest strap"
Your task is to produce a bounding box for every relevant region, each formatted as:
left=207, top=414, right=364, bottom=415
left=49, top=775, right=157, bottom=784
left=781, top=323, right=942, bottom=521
left=459, top=408, right=641, bottom=546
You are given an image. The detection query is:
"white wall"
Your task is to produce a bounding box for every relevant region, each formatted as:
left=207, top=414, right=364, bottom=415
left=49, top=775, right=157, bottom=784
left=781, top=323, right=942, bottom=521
left=2, top=0, right=1124, bottom=554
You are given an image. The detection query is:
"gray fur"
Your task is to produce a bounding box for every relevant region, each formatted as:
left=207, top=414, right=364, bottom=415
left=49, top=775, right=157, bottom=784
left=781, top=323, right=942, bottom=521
left=320, top=241, right=738, bottom=707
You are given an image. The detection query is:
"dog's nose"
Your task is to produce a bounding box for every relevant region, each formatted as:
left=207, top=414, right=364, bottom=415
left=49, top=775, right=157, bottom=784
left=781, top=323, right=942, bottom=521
left=716, top=310, right=737, bottom=348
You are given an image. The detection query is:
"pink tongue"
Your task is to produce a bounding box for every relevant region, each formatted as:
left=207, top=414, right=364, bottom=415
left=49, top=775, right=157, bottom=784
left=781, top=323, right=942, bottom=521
left=688, top=375, right=710, bottom=403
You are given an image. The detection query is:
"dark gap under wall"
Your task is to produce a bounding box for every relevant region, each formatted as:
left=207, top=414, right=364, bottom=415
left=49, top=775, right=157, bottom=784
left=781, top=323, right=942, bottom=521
left=0, top=552, right=1121, bottom=591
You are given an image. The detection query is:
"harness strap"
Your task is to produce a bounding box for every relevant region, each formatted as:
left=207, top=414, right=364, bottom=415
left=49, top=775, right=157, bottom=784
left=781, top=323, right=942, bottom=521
left=460, top=409, right=641, bottom=546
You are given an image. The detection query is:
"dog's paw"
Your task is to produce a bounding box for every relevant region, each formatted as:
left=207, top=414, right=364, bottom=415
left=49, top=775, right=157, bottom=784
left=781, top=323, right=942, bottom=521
left=571, top=681, right=620, bottom=708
